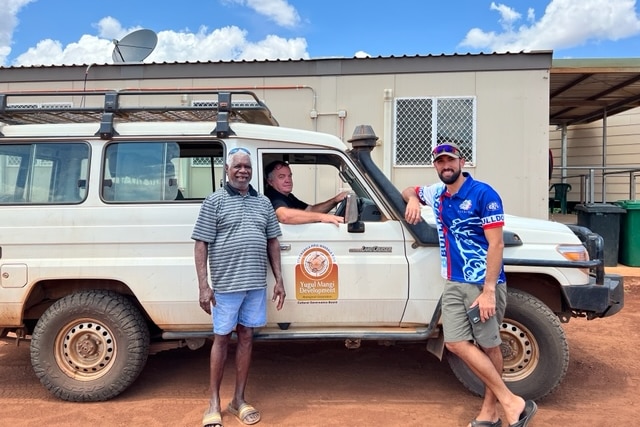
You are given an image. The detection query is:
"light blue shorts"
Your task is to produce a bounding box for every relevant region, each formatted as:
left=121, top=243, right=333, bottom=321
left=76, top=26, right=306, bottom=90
left=211, top=288, right=267, bottom=335
left=441, top=280, right=507, bottom=349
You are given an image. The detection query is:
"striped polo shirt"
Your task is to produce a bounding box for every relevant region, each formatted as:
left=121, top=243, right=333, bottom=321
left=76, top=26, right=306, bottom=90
left=191, top=183, right=282, bottom=293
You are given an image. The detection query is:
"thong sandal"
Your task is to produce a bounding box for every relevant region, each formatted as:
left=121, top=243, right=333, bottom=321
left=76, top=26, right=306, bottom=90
left=228, top=402, right=261, bottom=425
left=509, top=400, right=538, bottom=427
left=471, top=419, right=502, bottom=427
left=202, top=410, right=223, bottom=427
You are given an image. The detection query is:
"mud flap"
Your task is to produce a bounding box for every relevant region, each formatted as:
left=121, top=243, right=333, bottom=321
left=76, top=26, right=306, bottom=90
left=426, top=332, right=445, bottom=361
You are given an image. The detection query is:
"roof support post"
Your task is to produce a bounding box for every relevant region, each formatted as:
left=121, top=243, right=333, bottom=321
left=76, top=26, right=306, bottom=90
left=601, top=108, right=608, bottom=203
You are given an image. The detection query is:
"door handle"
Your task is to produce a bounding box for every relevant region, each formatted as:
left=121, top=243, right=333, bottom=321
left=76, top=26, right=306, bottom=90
left=280, top=244, right=291, bottom=251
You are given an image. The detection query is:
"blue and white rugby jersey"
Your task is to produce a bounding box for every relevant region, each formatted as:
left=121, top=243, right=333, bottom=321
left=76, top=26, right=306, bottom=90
left=414, top=172, right=507, bottom=286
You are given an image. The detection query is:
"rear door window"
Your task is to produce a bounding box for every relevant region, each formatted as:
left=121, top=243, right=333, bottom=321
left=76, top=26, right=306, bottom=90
left=102, top=141, right=224, bottom=202
left=0, top=142, right=89, bottom=204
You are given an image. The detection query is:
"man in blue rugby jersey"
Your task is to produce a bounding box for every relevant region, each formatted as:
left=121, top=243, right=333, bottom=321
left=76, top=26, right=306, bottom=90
left=402, top=142, right=537, bottom=427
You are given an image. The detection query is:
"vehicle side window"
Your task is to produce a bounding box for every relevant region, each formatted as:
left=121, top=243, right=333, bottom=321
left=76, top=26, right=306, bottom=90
left=262, top=152, right=383, bottom=221
left=102, top=141, right=223, bottom=202
left=0, top=142, right=89, bottom=204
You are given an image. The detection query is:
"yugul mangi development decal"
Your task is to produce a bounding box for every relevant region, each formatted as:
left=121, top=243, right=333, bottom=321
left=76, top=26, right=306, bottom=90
left=295, top=244, right=338, bottom=301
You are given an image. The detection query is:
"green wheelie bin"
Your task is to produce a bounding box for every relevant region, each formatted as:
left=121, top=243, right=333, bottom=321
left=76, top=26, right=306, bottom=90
left=616, top=200, right=640, bottom=267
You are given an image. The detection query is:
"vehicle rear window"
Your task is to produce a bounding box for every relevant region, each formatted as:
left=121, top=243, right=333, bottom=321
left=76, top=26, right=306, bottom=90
left=0, top=142, right=89, bottom=204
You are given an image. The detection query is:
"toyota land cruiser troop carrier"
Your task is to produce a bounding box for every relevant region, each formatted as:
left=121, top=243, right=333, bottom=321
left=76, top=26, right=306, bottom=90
left=0, top=89, right=624, bottom=402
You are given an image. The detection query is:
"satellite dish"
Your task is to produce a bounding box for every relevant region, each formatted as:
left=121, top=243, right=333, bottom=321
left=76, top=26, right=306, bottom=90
left=112, top=29, right=158, bottom=63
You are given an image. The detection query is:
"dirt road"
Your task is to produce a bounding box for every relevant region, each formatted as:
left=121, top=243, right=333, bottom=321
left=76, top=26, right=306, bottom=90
left=1, top=278, right=638, bottom=427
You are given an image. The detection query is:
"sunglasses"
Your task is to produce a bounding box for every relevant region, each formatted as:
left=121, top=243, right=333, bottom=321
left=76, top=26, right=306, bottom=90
left=432, top=144, right=461, bottom=156
left=228, top=147, right=251, bottom=156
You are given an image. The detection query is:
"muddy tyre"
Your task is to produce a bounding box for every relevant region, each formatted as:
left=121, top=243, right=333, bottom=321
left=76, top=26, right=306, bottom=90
left=447, top=288, right=569, bottom=401
left=30, top=290, right=150, bottom=402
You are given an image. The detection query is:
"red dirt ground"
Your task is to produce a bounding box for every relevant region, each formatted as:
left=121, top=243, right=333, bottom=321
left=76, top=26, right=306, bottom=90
left=1, top=277, right=638, bottom=427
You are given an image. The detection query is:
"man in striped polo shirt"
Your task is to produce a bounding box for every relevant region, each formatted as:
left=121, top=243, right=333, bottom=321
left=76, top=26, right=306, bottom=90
left=193, top=147, right=285, bottom=427
left=402, top=142, right=536, bottom=427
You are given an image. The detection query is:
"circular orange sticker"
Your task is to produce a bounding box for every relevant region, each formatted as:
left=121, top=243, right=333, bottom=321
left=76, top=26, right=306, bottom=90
left=300, top=246, right=334, bottom=281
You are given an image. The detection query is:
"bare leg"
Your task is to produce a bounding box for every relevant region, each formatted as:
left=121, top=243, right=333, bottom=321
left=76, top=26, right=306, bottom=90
left=465, top=344, right=503, bottom=425
left=447, top=340, right=525, bottom=426
left=229, top=325, right=260, bottom=424
left=205, top=333, right=230, bottom=424
left=231, top=324, right=253, bottom=406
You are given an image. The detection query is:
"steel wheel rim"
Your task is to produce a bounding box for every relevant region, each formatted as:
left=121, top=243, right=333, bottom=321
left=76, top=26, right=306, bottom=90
left=499, top=318, right=539, bottom=382
left=54, top=318, right=116, bottom=380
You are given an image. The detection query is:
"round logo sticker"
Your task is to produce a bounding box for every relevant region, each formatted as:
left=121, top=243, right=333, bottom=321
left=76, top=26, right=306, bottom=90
left=300, top=247, right=333, bottom=281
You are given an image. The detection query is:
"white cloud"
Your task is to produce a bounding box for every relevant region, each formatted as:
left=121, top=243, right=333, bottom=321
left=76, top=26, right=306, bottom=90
left=11, top=21, right=309, bottom=66
left=8, top=16, right=308, bottom=66
left=0, top=0, right=35, bottom=65
left=2, top=0, right=306, bottom=66
left=224, top=0, right=301, bottom=28
left=13, top=36, right=113, bottom=66
left=150, top=26, right=249, bottom=62
left=238, top=34, right=308, bottom=60
left=460, top=0, right=640, bottom=53
left=490, top=1, right=521, bottom=29
left=95, top=16, right=131, bottom=41
left=527, top=8, right=536, bottom=23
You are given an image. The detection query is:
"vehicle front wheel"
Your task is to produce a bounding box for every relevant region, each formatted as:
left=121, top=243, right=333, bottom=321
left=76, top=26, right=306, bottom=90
left=447, top=288, right=569, bottom=401
left=30, top=290, right=150, bottom=402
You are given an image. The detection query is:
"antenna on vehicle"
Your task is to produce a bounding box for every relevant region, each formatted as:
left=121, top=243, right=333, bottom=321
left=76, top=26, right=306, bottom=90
left=111, top=29, right=158, bottom=63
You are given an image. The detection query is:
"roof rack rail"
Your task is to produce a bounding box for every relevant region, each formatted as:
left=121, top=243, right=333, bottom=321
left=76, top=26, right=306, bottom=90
left=0, top=88, right=278, bottom=139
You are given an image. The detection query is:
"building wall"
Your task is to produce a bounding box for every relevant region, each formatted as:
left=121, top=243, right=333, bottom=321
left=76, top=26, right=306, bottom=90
left=549, top=107, right=640, bottom=204
left=0, top=53, right=552, bottom=218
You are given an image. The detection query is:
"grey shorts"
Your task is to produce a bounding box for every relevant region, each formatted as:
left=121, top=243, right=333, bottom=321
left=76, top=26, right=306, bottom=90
left=441, top=280, right=507, bottom=348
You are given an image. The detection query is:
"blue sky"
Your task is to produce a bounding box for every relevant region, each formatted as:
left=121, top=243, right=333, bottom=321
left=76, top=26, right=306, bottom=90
left=2, top=0, right=640, bottom=67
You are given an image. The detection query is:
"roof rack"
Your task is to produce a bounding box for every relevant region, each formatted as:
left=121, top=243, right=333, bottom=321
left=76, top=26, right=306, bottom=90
left=0, top=88, right=278, bottom=139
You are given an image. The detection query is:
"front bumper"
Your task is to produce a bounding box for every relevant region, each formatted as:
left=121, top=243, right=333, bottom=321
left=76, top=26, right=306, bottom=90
left=562, top=273, right=624, bottom=318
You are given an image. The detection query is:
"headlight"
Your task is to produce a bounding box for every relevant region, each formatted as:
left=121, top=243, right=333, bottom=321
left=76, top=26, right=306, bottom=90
left=557, top=244, right=589, bottom=261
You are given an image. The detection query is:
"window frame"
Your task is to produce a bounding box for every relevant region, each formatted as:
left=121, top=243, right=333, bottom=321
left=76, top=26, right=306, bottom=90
left=0, top=141, right=90, bottom=205
left=393, top=96, right=476, bottom=167
left=101, top=140, right=223, bottom=203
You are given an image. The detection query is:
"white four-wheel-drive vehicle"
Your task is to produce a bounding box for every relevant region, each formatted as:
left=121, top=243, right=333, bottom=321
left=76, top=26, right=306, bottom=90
left=0, top=89, right=623, bottom=402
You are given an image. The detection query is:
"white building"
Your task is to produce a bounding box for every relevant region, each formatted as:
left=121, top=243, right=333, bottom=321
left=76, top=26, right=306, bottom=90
left=2, top=51, right=555, bottom=218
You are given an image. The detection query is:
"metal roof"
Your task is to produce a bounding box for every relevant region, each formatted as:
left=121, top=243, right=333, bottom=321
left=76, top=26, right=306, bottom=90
left=550, top=58, right=640, bottom=126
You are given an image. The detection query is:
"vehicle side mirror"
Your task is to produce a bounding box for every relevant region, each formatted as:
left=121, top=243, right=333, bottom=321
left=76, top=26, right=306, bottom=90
left=344, top=192, right=358, bottom=224
left=344, top=192, right=365, bottom=232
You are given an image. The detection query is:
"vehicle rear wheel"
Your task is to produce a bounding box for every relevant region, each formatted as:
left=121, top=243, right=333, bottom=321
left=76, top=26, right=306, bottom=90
left=447, top=288, right=569, bottom=401
left=30, top=290, right=150, bottom=402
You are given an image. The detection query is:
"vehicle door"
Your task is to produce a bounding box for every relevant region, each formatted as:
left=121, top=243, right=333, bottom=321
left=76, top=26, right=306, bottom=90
left=260, top=149, right=410, bottom=328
